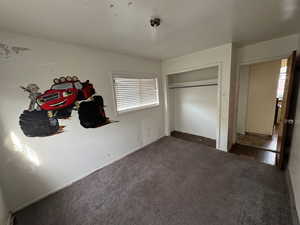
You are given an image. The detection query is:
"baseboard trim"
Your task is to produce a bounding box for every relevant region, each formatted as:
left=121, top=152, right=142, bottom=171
left=286, top=169, right=300, bottom=225
left=12, top=135, right=165, bottom=213
left=170, top=130, right=216, bottom=148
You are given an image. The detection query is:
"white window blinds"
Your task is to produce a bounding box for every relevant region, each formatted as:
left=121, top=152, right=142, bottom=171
left=113, top=77, right=159, bottom=113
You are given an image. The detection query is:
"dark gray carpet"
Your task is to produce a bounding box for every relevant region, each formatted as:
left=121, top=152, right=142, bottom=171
left=15, top=137, right=293, bottom=225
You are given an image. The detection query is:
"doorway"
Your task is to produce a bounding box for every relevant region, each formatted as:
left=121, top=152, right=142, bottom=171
left=232, top=58, right=288, bottom=166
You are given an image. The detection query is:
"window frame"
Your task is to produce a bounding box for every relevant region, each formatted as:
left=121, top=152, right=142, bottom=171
left=276, top=65, right=287, bottom=100
left=111, top=72, right=160, bottom=115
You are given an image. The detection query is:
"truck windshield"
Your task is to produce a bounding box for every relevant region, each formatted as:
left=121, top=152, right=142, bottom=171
left=52, top=83, right=73, bottom=90
left=74, top=81, right=83, bottom=89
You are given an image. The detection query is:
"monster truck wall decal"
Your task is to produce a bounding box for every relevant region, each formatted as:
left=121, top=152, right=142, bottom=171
left=19, top=76, right=111, bottom=137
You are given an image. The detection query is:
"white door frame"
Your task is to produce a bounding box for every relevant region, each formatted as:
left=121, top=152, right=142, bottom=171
left=233, top=53, right=290, bottom=143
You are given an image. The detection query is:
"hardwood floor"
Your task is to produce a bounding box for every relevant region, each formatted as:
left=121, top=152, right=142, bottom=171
left=171, top=131, right=216, bottom=148
left=236, top=127, right=278, bottom=151
left=234, top=127, right=279, bottom=166
left=237, top=132, right=277, bottom=151
left=230, top=144, right=277, bottom=166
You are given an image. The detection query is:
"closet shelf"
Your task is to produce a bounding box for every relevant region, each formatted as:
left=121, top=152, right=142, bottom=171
left=168, top=79, right=218, bottom=89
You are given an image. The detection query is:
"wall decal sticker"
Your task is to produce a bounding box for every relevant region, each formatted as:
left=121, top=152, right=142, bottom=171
left=0, top=42, right=30, bottom=58
left=0, top=43, right=10, bottom=58
left=21, top=84, right=42, bottom=111
left=11, top=46, right=30, bottom=54
left=19, top=76, right=111, bottom=137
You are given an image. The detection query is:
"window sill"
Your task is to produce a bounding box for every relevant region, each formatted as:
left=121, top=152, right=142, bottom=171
left=117, top=103, right=160, bottom=115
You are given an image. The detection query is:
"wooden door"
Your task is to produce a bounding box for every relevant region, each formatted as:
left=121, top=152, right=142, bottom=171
left=277, top=51, right=297, bottom=169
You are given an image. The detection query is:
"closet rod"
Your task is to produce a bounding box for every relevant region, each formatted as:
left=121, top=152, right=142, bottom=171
left=169, top=84, right=218, bottom=89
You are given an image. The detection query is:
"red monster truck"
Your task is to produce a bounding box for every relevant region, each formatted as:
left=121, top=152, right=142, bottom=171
left=19, top=76, right=109, bottom=137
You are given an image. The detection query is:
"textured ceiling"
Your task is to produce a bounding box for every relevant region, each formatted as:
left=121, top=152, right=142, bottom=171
left=0, top=0, right=300, bottom=59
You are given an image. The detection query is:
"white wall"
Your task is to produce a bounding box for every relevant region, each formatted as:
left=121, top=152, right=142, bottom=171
left=237, top=34, right=299, bottom=65
left=237, top=65, right=250, bottom=134
left=173, top=86, right=217, bottom=139
left=246, top=60, right=280, bottom=135
left=0, top=30, right=164, bottom=211
left=0, top=185, right=8, bottom=225
left=162, top=43, right=234, bottom=151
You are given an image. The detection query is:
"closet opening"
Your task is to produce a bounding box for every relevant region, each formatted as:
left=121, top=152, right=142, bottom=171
left=167, top=66, right=219, bottom=148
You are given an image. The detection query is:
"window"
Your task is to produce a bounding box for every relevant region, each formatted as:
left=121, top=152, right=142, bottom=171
left=74, top=81, right=83, bottom=90
left=277, top=59, right=288, bottom=99
left=113, top=77, right=159, bottom=114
